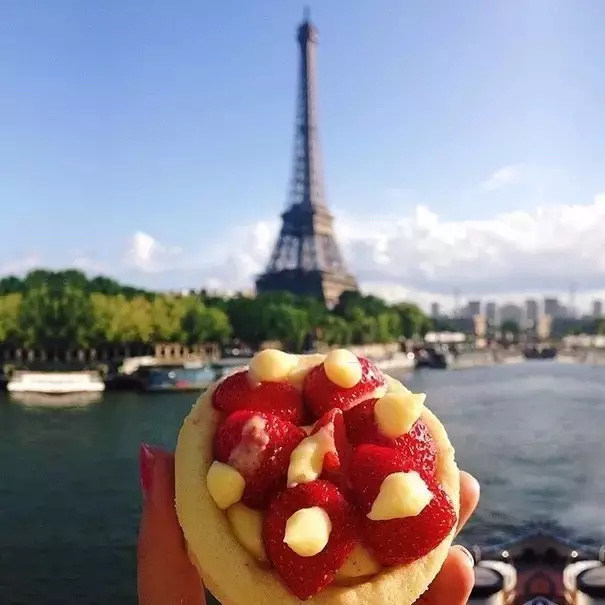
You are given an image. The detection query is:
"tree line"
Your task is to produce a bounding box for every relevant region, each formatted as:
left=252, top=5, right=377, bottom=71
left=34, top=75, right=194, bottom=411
left=0, top=270, right=433, bottom=352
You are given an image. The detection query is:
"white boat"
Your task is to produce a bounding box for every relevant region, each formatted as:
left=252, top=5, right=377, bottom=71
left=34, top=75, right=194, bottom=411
left=8, top=391, right=103, bottom=408
left=7, top=370, right=105, bottom=394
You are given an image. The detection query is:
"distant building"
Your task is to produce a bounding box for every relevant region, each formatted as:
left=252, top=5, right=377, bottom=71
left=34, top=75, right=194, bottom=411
left=430, top=302, right=440, bottom=318
left=474, top=314, right=486, bottom=339
left=169, top=288, right=199, bottom=298
left=500, top=304, right=523, bottom=325
left=485, top=301, right=498, bottom=325
left=537, top=314, right=552, bottom=340
left=544, top=297, right=560, bottom=318
left=467, top=300, right=481, bottom=318
left=525, top=299, right=539, bottom=327
left=593, top=300, right=603, bottom=319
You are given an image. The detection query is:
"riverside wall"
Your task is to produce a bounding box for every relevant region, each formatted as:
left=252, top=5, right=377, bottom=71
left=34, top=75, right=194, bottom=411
left=559, top=348, right=605, bottom=365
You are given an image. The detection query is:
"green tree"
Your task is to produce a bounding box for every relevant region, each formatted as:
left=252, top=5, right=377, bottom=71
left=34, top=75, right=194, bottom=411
left=319, top=315, right=351, bottom=346
left=347, top=308, right=378, bottom=344
left=22, top=269, right=53, bottom=290
left=90, top=294, right=152, bottom=343
left=150, top=296, right=186, bottom=342
left=55, top=269, right=88, bottom=291
left=18, top=284, right=94, bottom=349
left=376, top=311, right=402, bottom=343
left=334, top=291, right=389, bottom=320
left=394, top=302, right=433, bottom=339
left=260, top=304, right=310, bottom=352
left=0, top=294, right=22, bottom=343
left=225, top=296, right=266, bottom=346
left=0, top=276, right=24, bottom=295
left=181, top=302, right=232, bottom=345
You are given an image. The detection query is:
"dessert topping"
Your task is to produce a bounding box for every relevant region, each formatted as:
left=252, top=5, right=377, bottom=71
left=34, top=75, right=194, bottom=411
left=367, top=471, right=433, bottom=521
left=350, top=444, right=456, bottom=567
left=249, top=349, right=298, bottom=383
left=212, top=369, right=303, bottom=424
left=283, top=506, right=332, bottom=557
left=303, top=355, right=387, bottom=418
left=263, top=480, right=358, bottom=600
left=206, top=461, right=245, bottom=510
left=214, top=410, right=305, bottom=508
left=374, top=392, right=425, bottom=438
left=228, top=415, right=269, bottom=474
left=288, top=353, right=326, bottom=390
left=287, top=426, right=334, bottom=487
left=323, top=349, right=362, bottom=388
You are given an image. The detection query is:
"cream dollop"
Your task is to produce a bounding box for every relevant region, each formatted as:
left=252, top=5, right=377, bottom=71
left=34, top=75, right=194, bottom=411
left=206, top=461, right=246, bottom=510
left=367, top=471, right=433, bottom=521
left=283, top=507, right=332, bottom=557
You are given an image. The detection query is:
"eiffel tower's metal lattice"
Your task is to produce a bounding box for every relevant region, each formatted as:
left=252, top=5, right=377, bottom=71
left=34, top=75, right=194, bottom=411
left=256, top=15, right=357, bottom=307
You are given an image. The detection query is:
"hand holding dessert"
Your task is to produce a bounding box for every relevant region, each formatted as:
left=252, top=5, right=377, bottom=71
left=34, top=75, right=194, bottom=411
left=138, top=349, right=480, bottom=604
left=137, top=448, right=478, bottom=604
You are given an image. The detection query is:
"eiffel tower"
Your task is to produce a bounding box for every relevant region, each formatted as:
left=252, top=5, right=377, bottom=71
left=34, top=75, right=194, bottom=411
left=256, top=13, right=357, bottom=308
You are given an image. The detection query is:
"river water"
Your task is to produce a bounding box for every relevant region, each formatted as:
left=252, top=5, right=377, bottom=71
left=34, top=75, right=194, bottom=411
left=1, top=361, right=604, bottom=603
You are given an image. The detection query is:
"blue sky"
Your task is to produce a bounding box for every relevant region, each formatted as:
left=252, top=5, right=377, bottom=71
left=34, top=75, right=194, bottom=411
left=2, top=1, right=605, bottom=309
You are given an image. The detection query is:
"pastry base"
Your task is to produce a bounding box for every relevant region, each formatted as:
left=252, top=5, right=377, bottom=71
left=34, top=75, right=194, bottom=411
left=175, top=380, right=460, bottom=605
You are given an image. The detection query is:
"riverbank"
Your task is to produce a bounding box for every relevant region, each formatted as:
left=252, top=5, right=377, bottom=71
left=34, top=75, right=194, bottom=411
left=556, top=349, right=605, bottom=365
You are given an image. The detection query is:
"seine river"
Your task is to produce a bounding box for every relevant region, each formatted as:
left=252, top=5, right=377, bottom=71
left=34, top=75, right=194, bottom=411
left=1, top=361, right=604, bottom=603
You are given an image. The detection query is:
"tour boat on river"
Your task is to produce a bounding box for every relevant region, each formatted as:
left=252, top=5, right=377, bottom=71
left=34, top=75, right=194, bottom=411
left=134, top=363, right=217, bottom=392
left=7, top=370, right=105, bottom=395
left=469, top=532, right=605, bottom=604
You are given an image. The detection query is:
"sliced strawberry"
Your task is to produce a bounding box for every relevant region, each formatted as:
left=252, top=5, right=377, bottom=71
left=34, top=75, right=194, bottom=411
left=311, top=408, right=351, bottom=491
left=212, top=370, right=303, bottom=424
left=214, top=410, right=305, bottom=509
left=263, top=480, right=359, bottom=600
left=349, top=444, right=456, bottom=567
left=345, top=399, right=437, bottom=479
left=303, top=356, right=386, bottom=419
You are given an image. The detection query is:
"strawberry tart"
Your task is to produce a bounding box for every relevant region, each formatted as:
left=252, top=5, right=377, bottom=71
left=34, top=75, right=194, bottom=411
left=175, top=349, right=459, bottom=604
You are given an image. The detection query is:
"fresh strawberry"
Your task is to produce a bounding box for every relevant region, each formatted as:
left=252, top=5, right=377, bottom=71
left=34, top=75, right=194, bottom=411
left=349, top=444, right=456, bottom=567
left=263, top=480, right=359, bottom=599
left=214, top=410, right=305, bottom=509
left=309, top=408, right=352, bottom=491
left=303, top=356, right=386, bottom=419
left=345, top=399, right=437, bottom=479
left=212, top=370, right=303, bottom=424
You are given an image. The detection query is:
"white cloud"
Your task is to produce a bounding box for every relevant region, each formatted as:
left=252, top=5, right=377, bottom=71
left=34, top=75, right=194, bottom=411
left=0, top=253, right=41, bottom=275
left=123, top=231, right=183, bottom=273
left=6, top=192, right=597, bottom=313
left=174, top=193, right=605, bottom=311
left=193, top=219, right=279, bottom=292
left=336, top=194, right=605, bottom=294
left=481, top=164, right=523, bottom=191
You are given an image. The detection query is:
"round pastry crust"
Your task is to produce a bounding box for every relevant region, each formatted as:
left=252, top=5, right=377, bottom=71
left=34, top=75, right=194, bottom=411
left=175, top=375, right=460, bottom=605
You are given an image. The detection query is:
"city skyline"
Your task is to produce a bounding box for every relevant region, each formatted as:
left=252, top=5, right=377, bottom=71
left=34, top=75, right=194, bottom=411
left=434, top=294, right=604, bottom=321
left=3, top=3, right=605, bottom=310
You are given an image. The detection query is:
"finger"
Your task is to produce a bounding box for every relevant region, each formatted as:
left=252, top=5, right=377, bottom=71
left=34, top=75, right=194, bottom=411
left=137, top=445, right=206, bottom=605
left=417, top=545, right=475, bottom=604
left=457, top=470, right=480, bottom=535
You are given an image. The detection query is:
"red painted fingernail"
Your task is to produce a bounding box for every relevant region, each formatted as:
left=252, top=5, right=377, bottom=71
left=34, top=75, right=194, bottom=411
left=140, top=443, right=155, bottom=499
